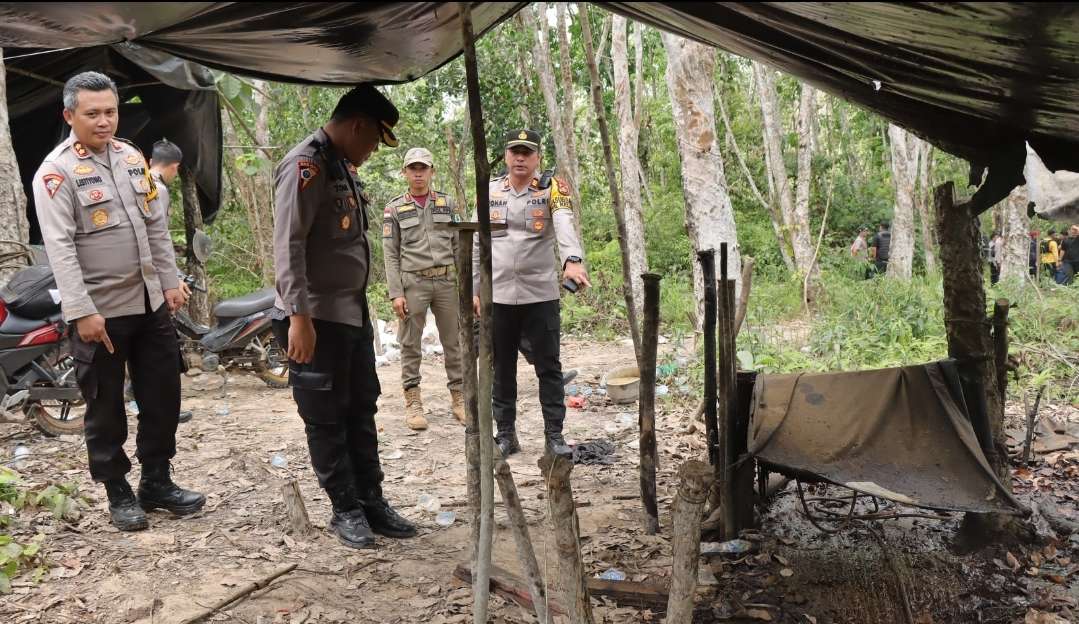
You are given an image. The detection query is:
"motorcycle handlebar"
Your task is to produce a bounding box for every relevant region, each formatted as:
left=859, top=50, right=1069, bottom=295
left=179, top=273, right=208, bottom=293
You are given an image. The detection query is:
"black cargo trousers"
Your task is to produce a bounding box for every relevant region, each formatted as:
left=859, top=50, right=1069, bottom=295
left=271, top=312, right=384, bottom=499
left=491, top=300, right=565, bottom=436
left=71, top=301, right=180, bottom=482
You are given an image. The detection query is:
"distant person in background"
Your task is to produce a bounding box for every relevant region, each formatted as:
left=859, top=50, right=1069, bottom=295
left=868, top=222, right=891, bottom=276
left=1060, top=225, right=1079, bottom=284
left=989, top=231, right=1003, bottom=284
left=850, top=226, right=871, bottom=279
left=1028, top=230, right=1039, bottom=278
left=1040, top=229, right=1060, bottom=280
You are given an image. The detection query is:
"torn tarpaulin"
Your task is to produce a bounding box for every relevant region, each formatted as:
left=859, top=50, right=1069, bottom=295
left=572, top=440, right=617, bottom=466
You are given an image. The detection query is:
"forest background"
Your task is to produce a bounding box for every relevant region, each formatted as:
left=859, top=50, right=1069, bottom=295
left=179, top=4, right=1078, bottom=407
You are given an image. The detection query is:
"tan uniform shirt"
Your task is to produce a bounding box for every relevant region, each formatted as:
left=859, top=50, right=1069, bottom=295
left=382, top=190, right=459, bottom=300
left=473, top=174, right=584, bottom=305
left=273, top=128, right=372, bottom=328
left=34, top=134, right=178, bottom=322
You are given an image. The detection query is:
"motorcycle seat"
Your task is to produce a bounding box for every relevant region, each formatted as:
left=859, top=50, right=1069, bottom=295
left=0, top=312, right=50, bottom=336
left=213, top=287, right=276, bottom=321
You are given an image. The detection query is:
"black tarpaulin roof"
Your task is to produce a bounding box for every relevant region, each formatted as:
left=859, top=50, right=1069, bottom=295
left=2, top=2, right=1077, bottom=209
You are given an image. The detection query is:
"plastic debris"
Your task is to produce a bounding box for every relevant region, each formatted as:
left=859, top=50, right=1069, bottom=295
left=435, top=511, right=456, bottom=526
left=598, top=568, right=626, bottom=581
left=416, top=493, right=441, bottom=513
left=700, top=539, right=756, bottom=556
left=270, top=453, right=288, bottom=468
left=216, top=405, right=230, bottom=416
left=383, top=449, right=404, bottom=460
left=572, top=440, right=617, bottom=465
left=567, top=395, right=587, bottom=409
left=566, top=384, right=580, bottom=397
left=655, top=384, right=669, bottom=397
left=126, top=400, right=140, bottom=415
left=12, top=445, right=30, bottom=467
left=616, top=413, right=636, bottom=426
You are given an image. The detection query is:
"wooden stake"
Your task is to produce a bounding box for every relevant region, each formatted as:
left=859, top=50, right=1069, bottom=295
left=992, top=299, right=1010, bottom=403
left=495, top=455, right=550, bottom=623
left=638, top=273, right=661, bottom=535
left=717, top=243, right=738, bottom=538
left=179, top=564, right=297, bottom=624
left=279, top=480, right=311, bottom=535
left=459, top=4, right=495, bottom=622
left=698, top=250, right=718, bottom=469
left=456, top=229, right=481, bottom=570
left=666, top=460, right=713, bottom=624
left=539, top=454, right=595, bottom=624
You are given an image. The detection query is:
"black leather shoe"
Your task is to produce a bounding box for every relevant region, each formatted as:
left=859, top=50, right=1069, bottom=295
left=138, top=464, right=206, bottom=515
left=361, top=497, right=417, bottom=538
left=330, top=508, right=376, bottom=548
left=495, top=431, right=521, bottom=458
left=545, top=433, right=573, bottom=460
left=104, top=479, right=149, bottom=531
left=178, top=410, right=193, bottom=424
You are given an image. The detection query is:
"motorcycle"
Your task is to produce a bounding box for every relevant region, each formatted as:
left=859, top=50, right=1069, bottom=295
left=0, top=263, right=84, bottom=437
left=173, top=275, right=288, bottom=389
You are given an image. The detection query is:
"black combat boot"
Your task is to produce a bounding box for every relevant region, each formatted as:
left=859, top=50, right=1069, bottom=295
left=360, top=487, right=417, bottom=538
left=104, top=479, right=149, bottom=531
left=327, top=485, right=376, bottom=549
left=544, top=433, right=573, bottom=460
left=137, top=463, right=206, bottom=515
left=494, top=430, right=521, bottom=458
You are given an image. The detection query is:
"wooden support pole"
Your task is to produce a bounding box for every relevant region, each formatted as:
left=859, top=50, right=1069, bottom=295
left=494, top=455, right=550, bottom=623
left=459, top=4, right=495, bottom=622
left=456, top=229, right=481, bottom=570
left=717, top=243, right=739, bottom=538
left=539, top=454, right=594, bottom=624
left=666, top=460, right=713, bottom=624
left=638, top=273, right=661, bottom=535
left=992, top=299, right=1010, bottom=404
left=698, top=250, right=718, bottom=469
left=732, top=371, right=758, bottom=530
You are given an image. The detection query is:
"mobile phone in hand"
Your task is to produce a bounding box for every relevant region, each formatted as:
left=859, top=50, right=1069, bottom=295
left=562, top=278, right=579, bottom=293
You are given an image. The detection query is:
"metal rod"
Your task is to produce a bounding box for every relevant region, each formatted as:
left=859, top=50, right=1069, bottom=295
left=638, top=273, right=661, bottom=534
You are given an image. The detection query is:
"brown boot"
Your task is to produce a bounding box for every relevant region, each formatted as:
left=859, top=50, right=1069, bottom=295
left=450, top=389, right=466, bottom=425
left=404, top=386, right=427, bottom=430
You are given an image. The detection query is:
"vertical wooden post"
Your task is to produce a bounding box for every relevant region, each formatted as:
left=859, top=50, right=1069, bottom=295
left=992, top=299, right=1010, bottom=403
left=456, top=229, right=481, bottom=571
left=459, top=4, right=495, bottom=622
left=181, top=166, right=210, bottom=324
left=494, top=456, right=550, bottom=624
left=717, top=243, right=738, bottom=538
left=698, top=250, right=718, bottom=469
left=638, top=273, right=661, bottom=534
left=539, top=454, right=594, bottom=624
left=934, top=182, right=1013, bottom=533
left=666, top=460, right=713, bottom=624
left=733, top=371, right=758, bottom=530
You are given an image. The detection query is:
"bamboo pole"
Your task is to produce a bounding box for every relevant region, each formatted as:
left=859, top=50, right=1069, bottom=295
left=459, top=4, right=495, bottom=622
left=665, top=460, right=713, bottom=624
left=638, top=273, right=661, bottom=534
left=539, top=454, right=594, bottom=624
left=494, top=454, right=550, bottom=623
left=456, top=230, right=481, bottom=571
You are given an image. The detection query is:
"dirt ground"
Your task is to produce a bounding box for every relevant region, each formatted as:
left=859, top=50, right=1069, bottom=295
left=1, top=337, right=1077, bottom=624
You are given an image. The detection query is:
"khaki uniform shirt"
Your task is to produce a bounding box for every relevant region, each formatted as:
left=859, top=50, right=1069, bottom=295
left=273, top=128, right=372, bottom=328
left=473, top=174, right=584, bottom=305
left=33, top=134, right=178, bottom=322
left=382, top=190, right=459, bottom=300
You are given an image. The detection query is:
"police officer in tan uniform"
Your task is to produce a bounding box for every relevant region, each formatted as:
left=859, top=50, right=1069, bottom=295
left=272, top=85, right=415, bottom=549
left=472, top=130, right=590, bottom=459
left=383, top=147, right=465, bottom=430
left=33, top=72, right=204, bottom=531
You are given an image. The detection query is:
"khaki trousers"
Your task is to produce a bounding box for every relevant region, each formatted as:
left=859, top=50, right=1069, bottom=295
left=399, top=272, right=463, bottom=390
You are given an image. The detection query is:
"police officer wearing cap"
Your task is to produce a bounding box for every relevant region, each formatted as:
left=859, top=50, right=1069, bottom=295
left=383, top=147, right=466, bottom=431
left=472, top=130, right=590, bottom=459
left=33, top=71, right=204, bottom=531
left=272, top=85, right=416, bottom=548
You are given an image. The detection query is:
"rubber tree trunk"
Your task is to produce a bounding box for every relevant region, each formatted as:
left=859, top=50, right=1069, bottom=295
left=666, top=460, right=713, bottom=624
left=539, top=454, right=594, bottom=624
left=887, top=123, right=917, bottom=279
left=181, top=166, right=210, bottom=324
left=1000, top=185, right=1031, bottom=284
left=0, top=48, right=30, bottom=286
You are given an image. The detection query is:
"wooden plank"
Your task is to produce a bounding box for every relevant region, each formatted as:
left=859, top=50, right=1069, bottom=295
left=453, top=563, right=670, bottom=612
left=454, top=563, right=566, bottom=616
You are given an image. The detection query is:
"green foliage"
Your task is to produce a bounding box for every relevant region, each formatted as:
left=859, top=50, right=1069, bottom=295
left=0, top=468, right=84, bottom=593
left=0, top=532, right=45, bottom=594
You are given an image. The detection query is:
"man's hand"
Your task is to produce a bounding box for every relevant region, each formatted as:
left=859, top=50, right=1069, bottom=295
left=179, top=281, right=192, bottom=301
left=164, top=288, right=186, bottom=312
left=473, top=296, right=481, bottom=317
left=392, top=297, right=409, bottom=320
left=288, top=314, right=316, bottom=364
left=563, top=261, right=592, bottom=290
left=76, top=314, right=114, bottom=354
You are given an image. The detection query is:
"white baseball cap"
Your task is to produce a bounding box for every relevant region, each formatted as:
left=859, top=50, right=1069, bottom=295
left=402, top=147, right=434, bottom=168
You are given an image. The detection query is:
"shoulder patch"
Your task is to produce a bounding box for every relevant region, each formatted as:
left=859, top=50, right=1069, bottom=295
left=72, top=142, right=91, bottom=159
left=297, top=160, right=320, bottom=191
left=42, top=173, right=65, bottom=198
left=110, top=139, right=125, bottom=153
left=554, top=177, right=570, bottom=196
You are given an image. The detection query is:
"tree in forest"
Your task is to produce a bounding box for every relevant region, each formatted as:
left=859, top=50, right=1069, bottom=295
left=886, top=123, right=917, bottom=279
left=999, top=185, right=1032, bottom=284
left=662, top=33, right=741, bottom=330
left=752, top=62, right=815, bottom=279
left=611, top=14, right=648, bottom=325
left=0, top=49, right=30, bottom=285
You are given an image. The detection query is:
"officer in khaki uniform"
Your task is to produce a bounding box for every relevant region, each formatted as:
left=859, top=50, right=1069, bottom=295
left=472, top=130, right=590, bottom=460
left=33, top=71, right=203, bottom=532
left=383, top=147, right=465, bottom=430
left=272, top=85, right=415, bottom=549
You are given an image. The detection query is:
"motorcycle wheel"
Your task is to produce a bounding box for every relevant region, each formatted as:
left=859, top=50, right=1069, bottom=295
left=256, top=329, right=289, bottom=389
left=25, top=398, right=85, bottom=437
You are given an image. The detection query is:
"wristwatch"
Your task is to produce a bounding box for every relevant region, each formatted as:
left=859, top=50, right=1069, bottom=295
left=565, top=255, right=582, bottom=264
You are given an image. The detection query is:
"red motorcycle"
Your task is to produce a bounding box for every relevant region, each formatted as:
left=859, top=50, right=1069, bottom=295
left=0, top=263, right=84, bottom=436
